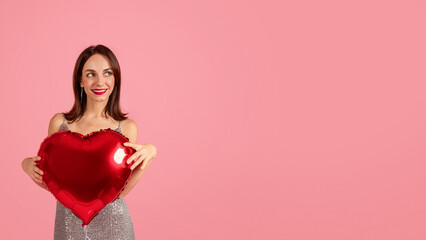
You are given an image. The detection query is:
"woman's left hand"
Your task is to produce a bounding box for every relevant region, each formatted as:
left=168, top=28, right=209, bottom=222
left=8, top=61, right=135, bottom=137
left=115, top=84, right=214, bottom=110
left=123, top=142, right=157, bottom=171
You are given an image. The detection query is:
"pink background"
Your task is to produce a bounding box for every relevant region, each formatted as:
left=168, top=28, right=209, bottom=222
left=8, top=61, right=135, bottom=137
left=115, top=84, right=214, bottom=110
left=1, top=0, right=426, bottom=239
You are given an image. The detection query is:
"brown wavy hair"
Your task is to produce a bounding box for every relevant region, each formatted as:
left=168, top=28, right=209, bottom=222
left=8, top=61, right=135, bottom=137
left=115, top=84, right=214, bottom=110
left=62, top=44, right=129, bottom=123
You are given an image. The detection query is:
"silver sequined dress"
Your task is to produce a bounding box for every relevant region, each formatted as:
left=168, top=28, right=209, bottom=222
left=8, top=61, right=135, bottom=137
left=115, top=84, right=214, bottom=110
left=53, top=116, right=135, bottom=240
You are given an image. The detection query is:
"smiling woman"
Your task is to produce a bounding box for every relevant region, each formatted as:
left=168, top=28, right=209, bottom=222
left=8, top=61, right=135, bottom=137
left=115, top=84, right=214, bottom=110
left=56, top=45, right=138, bottom=240
left=21, top=44, right=157, bottom=240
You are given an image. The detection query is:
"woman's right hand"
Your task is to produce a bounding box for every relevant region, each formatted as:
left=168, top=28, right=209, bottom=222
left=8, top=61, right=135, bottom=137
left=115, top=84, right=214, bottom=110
left=22, top=156, right=44, bottom=184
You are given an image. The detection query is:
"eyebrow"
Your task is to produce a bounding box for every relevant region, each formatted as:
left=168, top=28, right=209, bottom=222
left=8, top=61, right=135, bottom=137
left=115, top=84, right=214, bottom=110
left=84, top=68, right=112, bottom=72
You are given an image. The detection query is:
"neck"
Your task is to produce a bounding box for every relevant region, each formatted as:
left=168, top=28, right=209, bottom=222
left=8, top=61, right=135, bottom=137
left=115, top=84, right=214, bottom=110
left=83, top=98, right=109, bottom=119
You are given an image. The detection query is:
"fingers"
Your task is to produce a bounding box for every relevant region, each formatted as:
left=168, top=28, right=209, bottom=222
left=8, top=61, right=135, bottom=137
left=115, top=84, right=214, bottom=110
left=126, top=148, right=148, bottom=164
left=123, top=142, right=143, bottom=151
left=140, top=154, right=155, bottom=170
left=34, top=166, right=44, bottom=176
left=23, top=156, right=44, bottom=183
left=32, top=172, right=43, bottom=183
left=130, top=154, right=148, bottom=170
left=126, top=151, right=143, bottom=165
left=32, top=164, right=44, bottom=183
left=33, top=173, right=43, bottom=183
left=130, top=158, right=143, bottom=170
left=23, top=156, right=40, bottom=174
left=123, top=142, right=134, bottom=149
left=126, top=153, right=135, bottom=164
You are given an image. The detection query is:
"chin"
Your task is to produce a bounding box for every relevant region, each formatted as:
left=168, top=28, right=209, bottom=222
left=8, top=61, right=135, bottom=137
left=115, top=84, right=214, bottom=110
left=90, top=95, right=109, bottom=102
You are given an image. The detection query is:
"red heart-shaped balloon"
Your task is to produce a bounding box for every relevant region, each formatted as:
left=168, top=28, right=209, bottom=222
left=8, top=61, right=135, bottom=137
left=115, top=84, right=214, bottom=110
left=36, top=128, right=135, bottom=226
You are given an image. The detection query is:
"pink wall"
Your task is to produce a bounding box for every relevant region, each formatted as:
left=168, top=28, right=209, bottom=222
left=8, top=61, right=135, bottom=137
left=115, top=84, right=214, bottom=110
left=1, top=0, right=426, bottom=239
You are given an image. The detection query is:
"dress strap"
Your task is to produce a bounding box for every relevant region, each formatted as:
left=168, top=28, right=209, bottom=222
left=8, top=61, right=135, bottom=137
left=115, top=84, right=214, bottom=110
left=114, top=120, right=122, bottom=133
left=59, top=115, right=68, bottom=131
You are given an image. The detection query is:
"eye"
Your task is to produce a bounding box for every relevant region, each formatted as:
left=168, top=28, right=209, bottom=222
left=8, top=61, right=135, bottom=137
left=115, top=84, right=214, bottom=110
left=86, top=73, right=94, bottom=78
left=105, top=71, right=113, bottom=77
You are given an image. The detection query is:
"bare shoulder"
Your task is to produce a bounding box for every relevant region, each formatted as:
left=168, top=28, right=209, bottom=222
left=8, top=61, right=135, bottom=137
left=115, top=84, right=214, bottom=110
left=47, top=113, right=65, bottom=136
left=121, top=118, right=138, bottom=143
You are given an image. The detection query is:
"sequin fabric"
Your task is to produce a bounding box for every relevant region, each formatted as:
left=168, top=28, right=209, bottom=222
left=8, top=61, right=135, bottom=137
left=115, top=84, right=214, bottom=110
left=54, top=117, right=135, bottom=239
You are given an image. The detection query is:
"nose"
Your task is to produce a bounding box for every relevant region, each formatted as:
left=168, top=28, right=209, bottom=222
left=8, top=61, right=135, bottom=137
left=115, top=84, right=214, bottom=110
left=94, top=75, right=107, bottom=87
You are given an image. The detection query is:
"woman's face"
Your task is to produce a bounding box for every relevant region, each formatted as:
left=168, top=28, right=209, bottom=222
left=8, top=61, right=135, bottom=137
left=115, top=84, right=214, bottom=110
left=80, top=53, right=115, bottom=103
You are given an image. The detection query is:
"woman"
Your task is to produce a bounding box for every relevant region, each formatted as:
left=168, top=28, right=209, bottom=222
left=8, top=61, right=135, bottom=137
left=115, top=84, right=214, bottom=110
left=21, top=44, right=157, bottom=239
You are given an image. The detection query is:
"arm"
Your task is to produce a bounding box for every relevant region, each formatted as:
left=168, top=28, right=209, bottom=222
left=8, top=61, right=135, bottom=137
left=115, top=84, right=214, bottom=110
left=118, top=120, right=143, bottom=199
left=117, top=122, right=157, bottom=198
left=118, top=165, right=148, bottom=198
left=118, top=142, right=156, bottom=198
left=27, top=112, right=63, bottom=191
left=21, top=157, right=49, bottom=191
